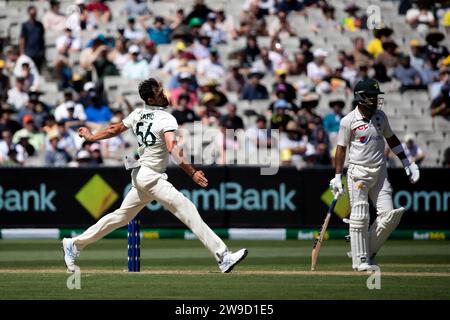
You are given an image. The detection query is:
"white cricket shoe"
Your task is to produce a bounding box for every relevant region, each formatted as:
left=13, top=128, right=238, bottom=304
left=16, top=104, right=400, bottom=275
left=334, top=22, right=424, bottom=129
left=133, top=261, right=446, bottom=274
left=62, top=238, right=80, bottom=273
left=218, top=249, right=248, bottom=273
left=355, top=262, right=379, bottom=272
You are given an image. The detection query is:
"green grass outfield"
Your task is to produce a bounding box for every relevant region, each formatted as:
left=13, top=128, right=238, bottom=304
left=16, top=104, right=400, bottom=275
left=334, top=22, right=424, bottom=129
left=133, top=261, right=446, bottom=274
left=0, top=239, right=449, bottom=300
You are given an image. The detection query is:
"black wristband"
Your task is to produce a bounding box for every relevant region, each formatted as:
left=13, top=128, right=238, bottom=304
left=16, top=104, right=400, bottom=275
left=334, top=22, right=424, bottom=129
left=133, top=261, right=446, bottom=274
left=191, top=170, right=197, bottom=177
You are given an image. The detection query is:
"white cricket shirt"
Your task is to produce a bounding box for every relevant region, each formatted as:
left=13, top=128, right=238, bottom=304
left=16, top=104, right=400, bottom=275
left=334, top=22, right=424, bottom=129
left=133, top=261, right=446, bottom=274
left=122, top=105, right=178, bottom=173
left=337, top=107, right=394, bottom=167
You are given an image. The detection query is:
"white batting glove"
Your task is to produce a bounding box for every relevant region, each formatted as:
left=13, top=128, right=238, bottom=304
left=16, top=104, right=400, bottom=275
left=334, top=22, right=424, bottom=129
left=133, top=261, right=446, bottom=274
left=405, top=162, right=420, bottom=184
left=329, top=174, right=344, bottom=199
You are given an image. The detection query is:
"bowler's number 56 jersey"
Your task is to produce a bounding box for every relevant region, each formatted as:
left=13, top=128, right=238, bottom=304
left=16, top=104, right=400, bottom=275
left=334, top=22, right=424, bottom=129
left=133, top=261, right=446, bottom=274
left=122, top=106, right=178, bottom=173
left=337, top=108, right=394, bottom=167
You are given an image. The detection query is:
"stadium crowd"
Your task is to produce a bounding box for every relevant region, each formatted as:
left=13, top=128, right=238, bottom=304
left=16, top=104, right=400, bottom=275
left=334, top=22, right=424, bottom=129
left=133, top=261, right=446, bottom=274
left=1, top=0, right=450, bottom=168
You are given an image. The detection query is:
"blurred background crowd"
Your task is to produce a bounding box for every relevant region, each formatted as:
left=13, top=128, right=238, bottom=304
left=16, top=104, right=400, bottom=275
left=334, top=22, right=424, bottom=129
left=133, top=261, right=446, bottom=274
left=0, top=0, right=450, bottom=168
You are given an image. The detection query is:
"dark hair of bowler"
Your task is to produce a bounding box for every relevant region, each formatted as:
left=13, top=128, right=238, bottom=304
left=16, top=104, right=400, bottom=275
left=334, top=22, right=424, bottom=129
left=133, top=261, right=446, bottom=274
left=138, top=78, right=162, bottom=104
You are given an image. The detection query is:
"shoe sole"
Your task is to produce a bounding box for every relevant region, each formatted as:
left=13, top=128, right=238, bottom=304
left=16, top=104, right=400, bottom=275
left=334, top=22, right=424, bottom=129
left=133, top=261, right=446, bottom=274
left=223, top=249, right=248, bottom=274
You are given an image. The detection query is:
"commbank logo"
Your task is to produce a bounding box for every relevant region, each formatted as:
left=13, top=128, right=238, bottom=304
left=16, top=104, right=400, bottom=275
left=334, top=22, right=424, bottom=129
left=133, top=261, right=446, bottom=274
left=75, top=174, right=118, bottom=220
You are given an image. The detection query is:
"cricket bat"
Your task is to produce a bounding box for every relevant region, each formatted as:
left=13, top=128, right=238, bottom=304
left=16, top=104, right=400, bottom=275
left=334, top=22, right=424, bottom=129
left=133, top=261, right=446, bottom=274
left=311, top=197, right=338, bottom=271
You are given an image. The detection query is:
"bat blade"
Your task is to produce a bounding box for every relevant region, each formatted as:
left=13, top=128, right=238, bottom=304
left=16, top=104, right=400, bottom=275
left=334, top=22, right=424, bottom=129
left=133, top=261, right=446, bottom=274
left=311, top=198, right=338, bottom=271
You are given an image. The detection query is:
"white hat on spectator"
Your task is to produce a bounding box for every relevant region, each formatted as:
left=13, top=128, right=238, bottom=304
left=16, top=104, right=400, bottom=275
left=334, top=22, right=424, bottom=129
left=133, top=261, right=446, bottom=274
left=128, top=45, right=140, bottom=54
left=75, top=0, right=85, bottom=5
left=313, top=48, right=328, bottom=58
left=405, top=134, right=415, bottom=143
left=77, top=150, right=91, bottom=160
left=83, top=82, right=95, bottom=92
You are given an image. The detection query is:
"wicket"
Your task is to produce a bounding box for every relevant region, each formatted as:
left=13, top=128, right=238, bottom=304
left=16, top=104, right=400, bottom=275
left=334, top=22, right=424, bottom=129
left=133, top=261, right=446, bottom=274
left=127, top=216, right=140, bottom=272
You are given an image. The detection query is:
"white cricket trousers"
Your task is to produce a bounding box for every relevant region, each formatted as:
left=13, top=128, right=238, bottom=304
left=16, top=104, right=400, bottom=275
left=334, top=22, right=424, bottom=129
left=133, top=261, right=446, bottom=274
left=347, top=163, right=393, bottom=214
left=73, top=166, right=228, bottom=262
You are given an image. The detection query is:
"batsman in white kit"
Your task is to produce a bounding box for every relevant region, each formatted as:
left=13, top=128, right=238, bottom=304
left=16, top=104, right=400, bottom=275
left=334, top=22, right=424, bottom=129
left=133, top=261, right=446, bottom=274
left=330, top=79, right=420, bottom=271
left=62, top=78, right=248, bottom=273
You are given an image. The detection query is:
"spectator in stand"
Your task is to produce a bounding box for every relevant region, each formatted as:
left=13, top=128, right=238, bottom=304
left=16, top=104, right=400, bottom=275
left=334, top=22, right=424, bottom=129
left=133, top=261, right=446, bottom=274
left=246, top=115, right=272, bottom=152
left=0, top=59, right=10, bottom=101
left=17, top=90, right=50, bottom=129
left=197, top=48, right=226, bottom=82
left=408, top=39, right=426, bottom=74
left=341, top=3, right=365, bottom=32
left=0, top=130, right=25, bottom=165
left=142, top=40, right=162, bottom=71
left=85, top=94, right=112, bottom=125
left=146, top=16, right=172, bottom=46
left=402, top=134, right=425, bottom=165
left=443, top=146, right=450, bottom=167
left=224, top=64, right=245, bottom=94
left=71, top=149, right=92, bottom=167
left=279, top=121, right=307, bottom=167
left=252, top=47, right=273, bottom=75
left=13, top=115, right=44, bottom=153
left=216, top=8, right=238, bottom=41
left=430, top=68, right=449, bottom=100
left=270, top=10, right=297, bottom=38
left=241, top=70, right=269, bottom=100
left=276, top=0, right=304, bottom=14
left=186, top=0, right=213, bottom=23
left=307, top=142, right=332, bottom=166
left=271, top=99, right=293, bottom=130
left=199, top=79, right=228, bottom=107
left=170, top=73, right=198, bottom=109
left=406, top=1, right=436, bottom=33
left=272, top=69, right=296, bottom=103
left=268, top=84, right=297, bottom=114
left=7, top=77, right=29, bottom=111
left=367, top=27, right=393, bottom=59
left=431, top=82, right=450, bottom=118
left=201, top=12, right=227, bottom=46
left=313, top=5, right=340, bottom=32
left=299, top=38, right=314, bottom=65
left=350, top=37, right=371, bottom=68
left=307, top=48, right=331, bottom=84
left=108, top=38, right=129, bottom=71
left=86, top=0, right=111, bottom=25
left=122, top=0, right=152, bottom=22
left=122, top=45, right=149, bottom=80
left=20, top=63, right=39, bottom=92
left=43, top=0, right=66, bottom=32
left=171, top=94, right=199, bottom=126
left=242, top=35, right=261, bottom=64
left=20, top=6, right=45, bottom=71
left=0, top=108, right=21, bottom=136
left=93, top=45, right=119, bottom=82
left=45, top=132, right=72, bottom=166
left=101, top=116, right=128, bottom=165
left=393, top=54, right=426, bottom=92
left=375, top=40, right=399, bottom=70
left=220, top=103, right=244, bottom=130
left=268, top=39, right=289, bottom=72
left=55, top=90, right=87, bottom=123
left=424, top=29, right=449, bottom=69
left=124, top=16, right=146, bottom=44
left=80, top=37, right=108, bottom=72
left=66, top=0, right=88, bottom=34
left=323, top=99, right=345, bottom=142
left=56, top=120, right=77, bottom=157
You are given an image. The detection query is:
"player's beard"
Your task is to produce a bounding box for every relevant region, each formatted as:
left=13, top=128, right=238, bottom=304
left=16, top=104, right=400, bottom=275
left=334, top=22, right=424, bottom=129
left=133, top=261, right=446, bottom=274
left=155, top=92, right=169, bottom=108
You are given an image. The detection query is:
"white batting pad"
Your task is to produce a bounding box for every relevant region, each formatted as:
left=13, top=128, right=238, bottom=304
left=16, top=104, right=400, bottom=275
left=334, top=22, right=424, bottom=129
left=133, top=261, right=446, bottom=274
left=348, top=201, right=370, bottom=269
left=369, top=207, right=405, bottom=257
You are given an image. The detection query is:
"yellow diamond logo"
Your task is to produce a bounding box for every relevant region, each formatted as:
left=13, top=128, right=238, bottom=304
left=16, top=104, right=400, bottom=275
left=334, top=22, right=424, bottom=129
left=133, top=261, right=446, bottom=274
left=75, top=174, right=118, bottom=220
left=321, top=175, right=351, bottom=219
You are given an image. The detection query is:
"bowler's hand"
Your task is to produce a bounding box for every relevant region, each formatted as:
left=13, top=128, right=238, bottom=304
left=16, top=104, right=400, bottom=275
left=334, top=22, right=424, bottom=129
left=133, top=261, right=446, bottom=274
left=78, top=127, right=93, bottom=141
left=192, top=170, right=208, bottom=188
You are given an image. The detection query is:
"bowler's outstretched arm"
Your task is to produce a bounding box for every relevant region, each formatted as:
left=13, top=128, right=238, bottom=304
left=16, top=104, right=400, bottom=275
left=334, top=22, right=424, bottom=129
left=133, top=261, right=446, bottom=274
left=78, top=123, right=129, bottom=142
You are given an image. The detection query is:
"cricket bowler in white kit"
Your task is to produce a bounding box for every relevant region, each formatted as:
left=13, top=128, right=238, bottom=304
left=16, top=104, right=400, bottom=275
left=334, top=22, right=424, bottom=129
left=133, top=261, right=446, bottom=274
left=330, top=79, right=420, bottom=271
left=62, top=78, right=248, bottom=273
